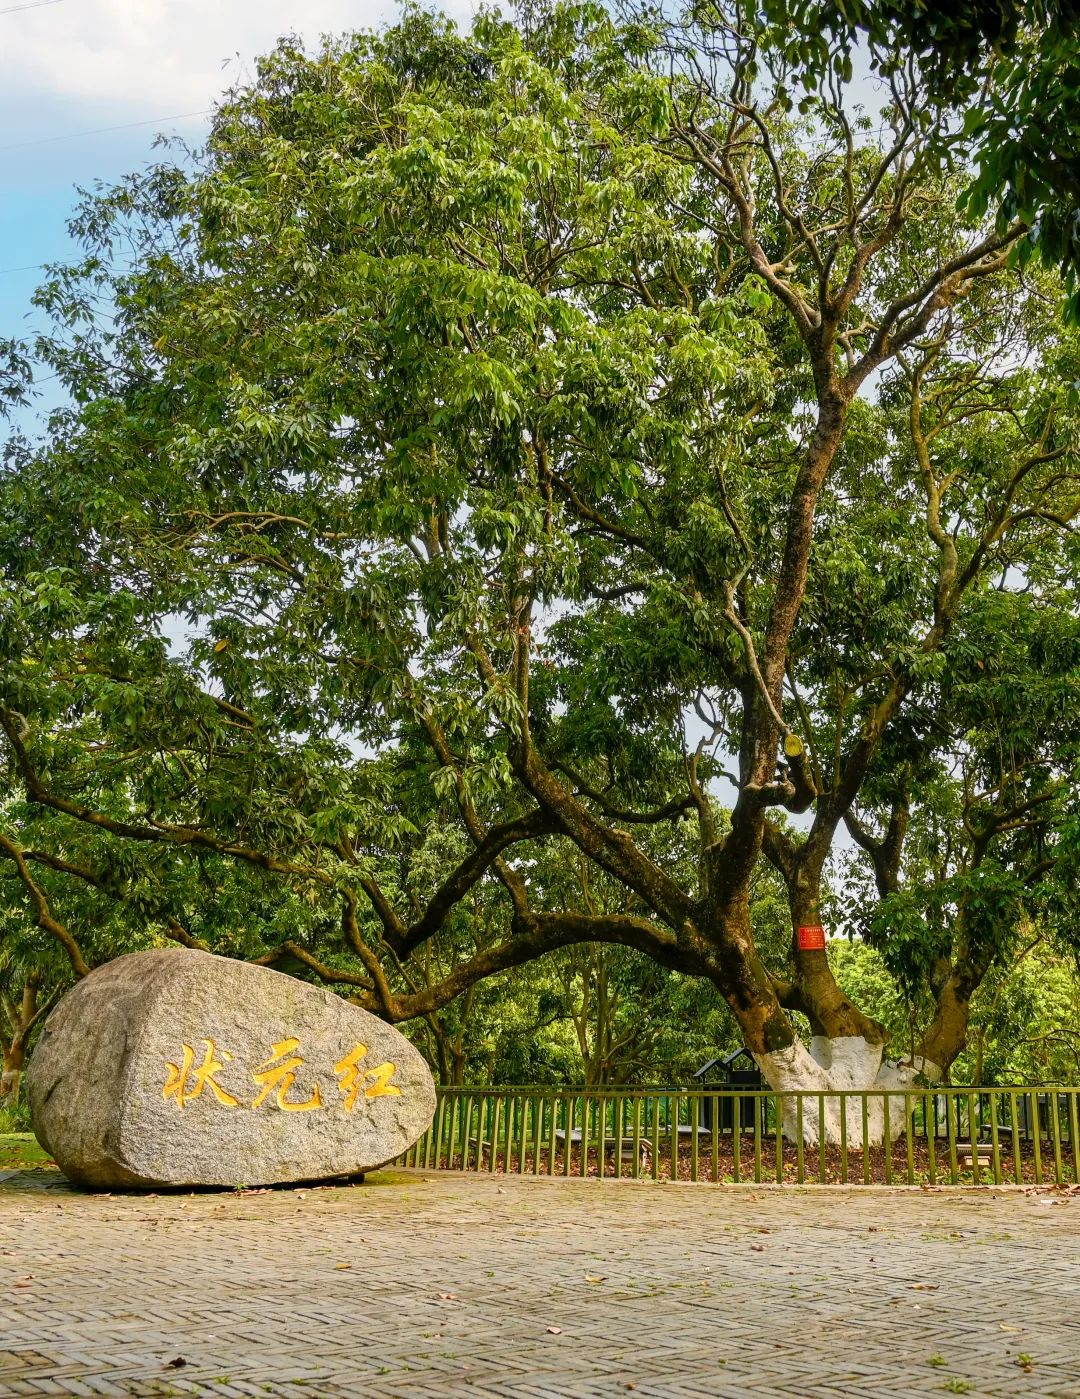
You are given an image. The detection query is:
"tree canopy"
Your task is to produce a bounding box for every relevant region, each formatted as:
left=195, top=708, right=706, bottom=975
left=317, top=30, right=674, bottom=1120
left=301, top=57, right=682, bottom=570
left=751, top=0, right=1080, bottom=314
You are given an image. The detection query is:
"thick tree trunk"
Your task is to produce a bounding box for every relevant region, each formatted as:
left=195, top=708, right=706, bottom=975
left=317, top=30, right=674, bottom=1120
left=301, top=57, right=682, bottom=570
left=705, top=894, right=803, bottom=1063
left=754, top=910, right=942, bottom=1146
left=753, top=1035, right=942, bottom=1146
left=787, top=883, right=883, bottom=1046
left=918, top=943, right=991, bottom=1080
left=752, top=899, right=988, bottom=1144
left=745, top=857, right=930, bottom=1145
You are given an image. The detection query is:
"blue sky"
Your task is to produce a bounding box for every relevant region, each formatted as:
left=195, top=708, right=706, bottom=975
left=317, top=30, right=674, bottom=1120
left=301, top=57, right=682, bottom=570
left=0, top=0, right=474, bottom=428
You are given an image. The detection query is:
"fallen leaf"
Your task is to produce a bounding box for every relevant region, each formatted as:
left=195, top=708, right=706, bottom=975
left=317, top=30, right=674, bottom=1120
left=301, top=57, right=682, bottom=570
left=546, top=1327, right=562, bottom=1335
left=585, top=1274, right=607, bottom=1285
left=909, top=1283, right=939, bottom=1292
left=750, top=1243, right=765, bottom=1252
left=436, top=1292, right=458, bottom=1301
left=334, top=1263, right=351, bottom=1271
left=998, top=1323, right=1023, bottom=1333
left=165, top=1357, right=187, bottom=1370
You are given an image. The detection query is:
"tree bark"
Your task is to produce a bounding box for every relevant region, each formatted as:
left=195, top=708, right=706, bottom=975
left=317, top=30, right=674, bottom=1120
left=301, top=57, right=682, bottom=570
left=1, top=972, right=46, bottom=1105
left=787, top=879, right=884, bottom=1045
left=918, top=954, right=989, bottom=1081
left=1, top=1043, right=26, bottom=1104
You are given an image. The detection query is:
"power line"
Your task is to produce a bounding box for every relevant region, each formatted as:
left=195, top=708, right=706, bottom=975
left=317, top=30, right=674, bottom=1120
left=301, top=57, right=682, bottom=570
left=0, top=109, right=209, bottom=154
left=0, top=254, right=142, bottom=275
left=0, top=259, right=88, bottom=275
left=0, top=0, right=66, bottom=14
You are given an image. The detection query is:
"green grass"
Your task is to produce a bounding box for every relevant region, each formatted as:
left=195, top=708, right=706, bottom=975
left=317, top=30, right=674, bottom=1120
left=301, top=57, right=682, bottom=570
left=0, top=1133, right=55, bottom=1171
left=0, top=1101, right=32, bottom=1134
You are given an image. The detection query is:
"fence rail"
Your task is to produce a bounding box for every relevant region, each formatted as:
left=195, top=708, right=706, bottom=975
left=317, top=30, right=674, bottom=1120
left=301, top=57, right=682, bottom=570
left=398, top=1085, right=1080, bottom=1186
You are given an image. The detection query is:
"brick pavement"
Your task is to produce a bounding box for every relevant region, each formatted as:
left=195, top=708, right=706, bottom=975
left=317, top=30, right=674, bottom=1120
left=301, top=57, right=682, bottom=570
left=1, top=1167, right=1078, bottom=1398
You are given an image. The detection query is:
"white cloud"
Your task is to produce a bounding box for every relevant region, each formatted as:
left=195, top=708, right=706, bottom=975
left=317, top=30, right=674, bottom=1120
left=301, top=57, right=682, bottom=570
left=0, top=0, right=477, bottom=112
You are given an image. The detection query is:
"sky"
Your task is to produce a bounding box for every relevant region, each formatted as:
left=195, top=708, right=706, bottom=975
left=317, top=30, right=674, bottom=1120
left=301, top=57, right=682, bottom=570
left=0, top=0, right=474, bottom=377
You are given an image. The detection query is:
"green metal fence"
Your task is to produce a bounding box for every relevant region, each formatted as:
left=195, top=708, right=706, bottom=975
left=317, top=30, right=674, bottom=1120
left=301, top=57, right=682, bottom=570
left=398, top=1085, right=1080, bottom=1186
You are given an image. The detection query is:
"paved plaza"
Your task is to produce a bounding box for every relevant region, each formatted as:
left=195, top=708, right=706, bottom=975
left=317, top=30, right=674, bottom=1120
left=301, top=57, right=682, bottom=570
left=1, top=1167, right=1078, bottom=1398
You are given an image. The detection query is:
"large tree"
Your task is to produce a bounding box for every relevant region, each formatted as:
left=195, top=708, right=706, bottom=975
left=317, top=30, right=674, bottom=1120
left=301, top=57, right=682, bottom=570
left=2, top=3, right=1078, bottom=1138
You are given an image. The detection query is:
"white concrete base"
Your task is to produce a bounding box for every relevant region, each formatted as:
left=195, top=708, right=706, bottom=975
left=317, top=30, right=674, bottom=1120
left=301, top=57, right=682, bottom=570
left=753, top=1037, right=941, bottom=1148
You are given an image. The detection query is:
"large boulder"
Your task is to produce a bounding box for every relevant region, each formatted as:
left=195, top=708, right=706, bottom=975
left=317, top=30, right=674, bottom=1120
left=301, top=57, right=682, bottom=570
left=26, top=948, right=436, bottom=1190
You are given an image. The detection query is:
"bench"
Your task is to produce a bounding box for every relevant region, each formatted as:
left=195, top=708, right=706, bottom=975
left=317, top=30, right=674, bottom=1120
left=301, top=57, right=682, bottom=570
left=554, top=1129, right=654, bottom=1161
left=464, top=1133, right=653, bottom=1160
left=555, top=1125, right=711, bottom=1159
left=955, top=1141, right=995, bottom=1167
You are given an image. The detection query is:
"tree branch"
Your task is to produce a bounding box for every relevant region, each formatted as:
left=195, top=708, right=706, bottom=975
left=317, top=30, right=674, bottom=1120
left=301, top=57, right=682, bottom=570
left=0, top=831, right=91, bottom=978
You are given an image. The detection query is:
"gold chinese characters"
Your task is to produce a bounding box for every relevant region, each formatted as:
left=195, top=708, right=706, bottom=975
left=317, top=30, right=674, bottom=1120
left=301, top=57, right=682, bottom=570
left=252, top=1038, right=323, bottom=1113
left=333, top=1043, right=400, bottom=1109
left=162, top=1037, right=401, bottom=1111
left=163, top=1040, right=240, bottom=1109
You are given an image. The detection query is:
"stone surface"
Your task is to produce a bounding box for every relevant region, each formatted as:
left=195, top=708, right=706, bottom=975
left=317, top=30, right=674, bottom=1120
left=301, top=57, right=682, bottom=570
left=26, top=948, right=436, bottom=1190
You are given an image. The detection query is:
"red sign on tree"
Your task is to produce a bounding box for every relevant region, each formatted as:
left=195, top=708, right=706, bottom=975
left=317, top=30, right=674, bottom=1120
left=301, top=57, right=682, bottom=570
left=797, top=925, right=826, bottom=951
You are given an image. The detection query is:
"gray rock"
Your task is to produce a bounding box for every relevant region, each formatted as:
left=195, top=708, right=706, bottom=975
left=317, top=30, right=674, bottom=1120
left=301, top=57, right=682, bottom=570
left=26, top=948, right=436, bottom=1190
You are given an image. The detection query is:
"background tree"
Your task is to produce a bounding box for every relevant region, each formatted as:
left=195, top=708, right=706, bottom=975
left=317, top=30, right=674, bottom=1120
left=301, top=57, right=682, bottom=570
left=0, top=952, right=55, bottom=1106
left=961, top=939, right=1080, bottom=1084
